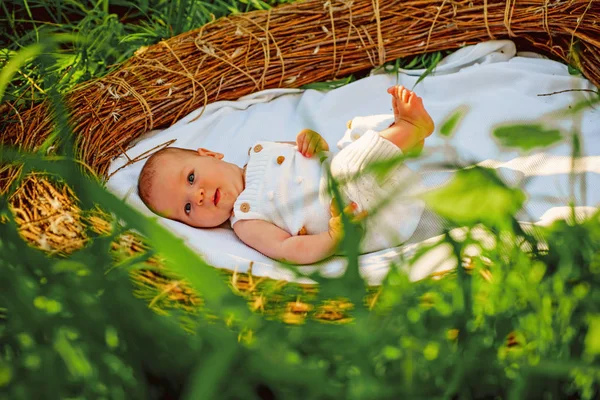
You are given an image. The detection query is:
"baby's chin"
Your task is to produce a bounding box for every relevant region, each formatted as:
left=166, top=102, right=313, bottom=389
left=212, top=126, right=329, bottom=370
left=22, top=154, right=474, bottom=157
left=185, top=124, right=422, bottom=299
left=192, top=210, right=233, bottom=228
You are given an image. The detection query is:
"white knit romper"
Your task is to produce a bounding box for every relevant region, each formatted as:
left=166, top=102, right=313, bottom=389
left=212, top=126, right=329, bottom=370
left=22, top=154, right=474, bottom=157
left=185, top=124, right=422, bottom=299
left=230, top=141, right=332, bottom=237
left=230, top=119, right=424, bottom=253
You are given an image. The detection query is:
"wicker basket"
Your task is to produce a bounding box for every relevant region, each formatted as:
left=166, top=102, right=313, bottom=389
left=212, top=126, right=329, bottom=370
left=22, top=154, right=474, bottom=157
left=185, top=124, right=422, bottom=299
left=1, top=0, right=599, bottom=317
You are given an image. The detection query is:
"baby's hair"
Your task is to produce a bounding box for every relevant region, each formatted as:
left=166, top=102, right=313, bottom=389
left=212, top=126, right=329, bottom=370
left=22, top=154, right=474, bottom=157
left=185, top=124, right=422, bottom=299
left=138, top=147, right=195, bottom=211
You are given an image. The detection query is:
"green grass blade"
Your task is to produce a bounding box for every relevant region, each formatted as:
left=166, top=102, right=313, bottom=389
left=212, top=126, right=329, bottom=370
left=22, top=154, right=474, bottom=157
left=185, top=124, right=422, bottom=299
left=492, top=123, right=564, bottom=151
left=412, top=51, right=442, bottom=90
left=22, top=0, right=39, bottom=43
left=0, top=42, right=45, bottom=99
left=301, top=75, right=356, bottom=90
left=439, top=106, right=469, bottom=137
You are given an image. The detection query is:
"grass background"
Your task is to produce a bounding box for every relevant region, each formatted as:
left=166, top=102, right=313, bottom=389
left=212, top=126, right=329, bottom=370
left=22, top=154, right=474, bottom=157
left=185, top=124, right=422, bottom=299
left=1, top=1, right=600, bottom=399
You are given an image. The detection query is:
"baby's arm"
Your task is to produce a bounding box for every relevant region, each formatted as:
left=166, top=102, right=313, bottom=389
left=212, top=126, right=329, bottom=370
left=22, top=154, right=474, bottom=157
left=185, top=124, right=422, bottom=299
left=233, top=219, right=337, bottom=264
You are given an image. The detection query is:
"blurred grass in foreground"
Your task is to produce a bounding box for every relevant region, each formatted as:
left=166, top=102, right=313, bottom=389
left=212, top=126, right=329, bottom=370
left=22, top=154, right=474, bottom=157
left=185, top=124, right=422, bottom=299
left=2, top=1, right=600, bottom=399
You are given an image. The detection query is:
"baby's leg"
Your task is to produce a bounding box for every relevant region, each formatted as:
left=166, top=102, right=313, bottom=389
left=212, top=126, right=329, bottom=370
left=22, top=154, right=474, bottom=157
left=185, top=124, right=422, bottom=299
left=337, top=115, right=394, bottom=150
left=379, top=86, right=434, bottom=154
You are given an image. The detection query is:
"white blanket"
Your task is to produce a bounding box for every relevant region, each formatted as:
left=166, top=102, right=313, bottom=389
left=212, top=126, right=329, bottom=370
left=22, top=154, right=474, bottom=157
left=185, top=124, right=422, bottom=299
left=107, top=40, right=600, bottom=285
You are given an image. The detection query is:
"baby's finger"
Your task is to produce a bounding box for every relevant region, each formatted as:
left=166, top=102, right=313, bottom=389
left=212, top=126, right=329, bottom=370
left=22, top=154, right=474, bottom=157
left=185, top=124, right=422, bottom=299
left=328, top=216, right=343, bottom=237
left=329, top=215, right=342, bottom=228
left=301, top=136, right=311, bottom=156
left=330, top=199, right=341, bottom=217
left=306, top=135, right=319, bottom=157
left=296, top=132, right=306, bottom=152
left=352, top=210, right=369, bottom=222
left=342, top=202, right=358, bottom=216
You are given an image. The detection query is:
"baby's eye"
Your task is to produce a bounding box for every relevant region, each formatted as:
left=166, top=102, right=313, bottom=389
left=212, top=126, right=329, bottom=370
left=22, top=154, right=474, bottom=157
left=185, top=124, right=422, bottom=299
left=184, top=202, right=191, bottom=215
left=187, top=172, right=195, bottom=184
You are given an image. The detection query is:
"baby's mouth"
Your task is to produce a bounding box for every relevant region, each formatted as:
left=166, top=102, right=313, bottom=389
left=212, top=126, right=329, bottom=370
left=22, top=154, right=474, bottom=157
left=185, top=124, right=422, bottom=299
left=213, top=188, right=220, bottom=206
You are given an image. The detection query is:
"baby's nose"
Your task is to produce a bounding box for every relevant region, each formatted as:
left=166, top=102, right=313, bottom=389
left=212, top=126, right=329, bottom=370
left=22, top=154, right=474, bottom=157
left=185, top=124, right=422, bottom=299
left=195, top=188, right=205, bottom=205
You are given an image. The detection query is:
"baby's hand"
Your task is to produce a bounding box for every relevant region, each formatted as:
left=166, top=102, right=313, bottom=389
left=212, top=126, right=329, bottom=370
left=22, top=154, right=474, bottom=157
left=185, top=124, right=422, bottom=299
left=328, top=200, right=368, bottom=245
left=296, top=129, right=329, bottom=158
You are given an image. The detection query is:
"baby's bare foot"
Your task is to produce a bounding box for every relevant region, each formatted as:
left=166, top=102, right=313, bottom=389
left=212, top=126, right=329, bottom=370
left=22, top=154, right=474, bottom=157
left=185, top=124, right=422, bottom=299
left=387, top=85, right=434, bottom=145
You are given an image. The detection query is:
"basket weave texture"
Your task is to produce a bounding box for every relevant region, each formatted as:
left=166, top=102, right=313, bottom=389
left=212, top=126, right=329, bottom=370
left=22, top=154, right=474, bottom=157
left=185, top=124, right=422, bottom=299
left=2, top=0, right=600, bottom=259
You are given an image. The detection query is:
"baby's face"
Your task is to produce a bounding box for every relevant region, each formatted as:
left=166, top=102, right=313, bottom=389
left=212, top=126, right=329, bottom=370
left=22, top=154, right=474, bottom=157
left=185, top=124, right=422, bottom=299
left=148, top=149, right=244, bottom=228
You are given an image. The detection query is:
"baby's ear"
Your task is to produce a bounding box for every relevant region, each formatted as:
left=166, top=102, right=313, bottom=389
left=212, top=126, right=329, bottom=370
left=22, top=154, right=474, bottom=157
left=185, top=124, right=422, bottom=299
left=197, top=148, right=224, bottom=160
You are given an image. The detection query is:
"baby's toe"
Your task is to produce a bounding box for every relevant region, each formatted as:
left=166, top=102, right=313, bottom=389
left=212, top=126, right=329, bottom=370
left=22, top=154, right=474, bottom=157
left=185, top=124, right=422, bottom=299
left=401, top=88, right=410, bottom=103
left=408, top=92, right=420, bottom=105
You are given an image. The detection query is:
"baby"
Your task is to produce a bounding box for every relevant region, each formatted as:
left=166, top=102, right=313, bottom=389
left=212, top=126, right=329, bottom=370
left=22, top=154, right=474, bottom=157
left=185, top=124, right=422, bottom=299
left=138, top=86, right=434, bottom=264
